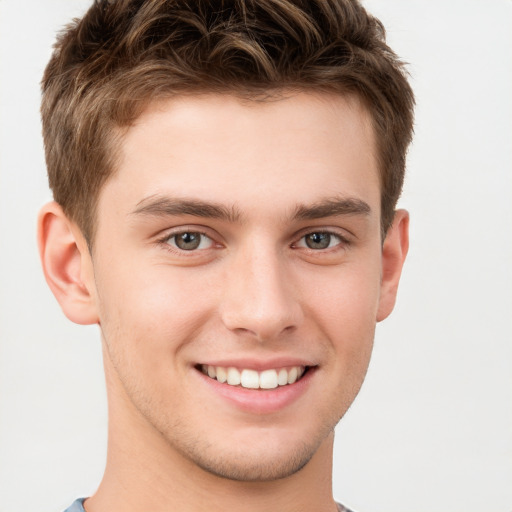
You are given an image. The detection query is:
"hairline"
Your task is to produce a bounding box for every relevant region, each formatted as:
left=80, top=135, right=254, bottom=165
left=82, top=87, right=384, bottom=250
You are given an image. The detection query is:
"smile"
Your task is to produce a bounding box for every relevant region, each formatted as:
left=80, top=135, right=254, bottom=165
left=198, top=365, right=307, bottom=390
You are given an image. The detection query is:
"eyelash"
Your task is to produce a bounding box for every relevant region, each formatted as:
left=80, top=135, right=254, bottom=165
left=292, top=231, right=350, bottom=251
left=157, top=229, right=216, bottom=254
left=156, top=228, right=350, bottom=255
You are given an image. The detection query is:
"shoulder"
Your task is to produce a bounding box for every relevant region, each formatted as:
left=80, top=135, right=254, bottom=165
left=62, top=498, right=86, bottom=512
left=337, top=503, right=356, bottom=512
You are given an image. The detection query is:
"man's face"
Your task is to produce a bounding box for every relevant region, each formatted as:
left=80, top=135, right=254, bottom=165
left=87, top=93, right=386, bottom=480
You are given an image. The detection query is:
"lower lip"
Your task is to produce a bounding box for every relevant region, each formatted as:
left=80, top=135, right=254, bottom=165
left=195, top=367, right=316, bottom=415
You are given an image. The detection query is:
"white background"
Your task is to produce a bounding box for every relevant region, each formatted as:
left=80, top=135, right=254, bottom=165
left=0, top=1, right=511, bottom=511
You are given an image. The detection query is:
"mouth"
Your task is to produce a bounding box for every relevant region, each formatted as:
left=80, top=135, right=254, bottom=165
left=196, top=364, right=311, bottom=390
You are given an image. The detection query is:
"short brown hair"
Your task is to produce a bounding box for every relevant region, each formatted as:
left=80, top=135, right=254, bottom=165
left=41, top=0, right=414, bottom=245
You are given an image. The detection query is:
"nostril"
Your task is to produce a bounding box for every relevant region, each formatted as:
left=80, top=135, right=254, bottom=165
left=219, top=280, right=304, bottom=340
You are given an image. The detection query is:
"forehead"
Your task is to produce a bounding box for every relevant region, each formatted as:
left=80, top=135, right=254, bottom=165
left=100, top=92, right=380, bottom=224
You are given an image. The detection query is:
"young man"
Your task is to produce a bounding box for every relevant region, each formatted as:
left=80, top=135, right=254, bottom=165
left=38, top=1, right=414, bottom=511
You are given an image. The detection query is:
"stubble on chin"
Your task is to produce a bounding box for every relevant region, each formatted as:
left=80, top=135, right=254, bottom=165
left=150, top=412, right=339, bottom=484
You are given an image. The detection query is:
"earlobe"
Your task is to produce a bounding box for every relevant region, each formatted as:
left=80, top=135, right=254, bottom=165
left=376, top=209, right=409, bottom=322
left=38, top=201, right=99, bottom=325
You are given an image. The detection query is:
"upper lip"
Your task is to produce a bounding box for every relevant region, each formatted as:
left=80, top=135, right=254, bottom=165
left=195, top=357, right=317, bottom=371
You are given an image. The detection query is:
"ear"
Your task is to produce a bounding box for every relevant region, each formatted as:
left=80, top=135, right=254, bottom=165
left=376, top=209, right=409, bottom=322
left=37, top=201, right=99, bottom=325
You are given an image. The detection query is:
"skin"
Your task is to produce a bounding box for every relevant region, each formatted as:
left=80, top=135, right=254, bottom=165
left=39, top=92, right=409, bottom=512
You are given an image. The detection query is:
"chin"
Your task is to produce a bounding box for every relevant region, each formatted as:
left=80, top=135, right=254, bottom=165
left=184, top=439, right=316, bottom=482
left=163, top=418, right=336, bottom=483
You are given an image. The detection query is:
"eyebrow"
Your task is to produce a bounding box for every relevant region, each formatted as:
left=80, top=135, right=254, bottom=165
left=292, top=196, right=371, bottom=220
left=131, top=195, right=242, bottom=223
left=131, top=194, right=371, bottom=223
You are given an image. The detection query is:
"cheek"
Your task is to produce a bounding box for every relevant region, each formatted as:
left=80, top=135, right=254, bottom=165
left=95, top=261, right=217, bottom=358
left=95, top=267, right=220, bottom=411
left=303, top=262, right=381, bottom=372
left=307, top=264, right=381, bottom=330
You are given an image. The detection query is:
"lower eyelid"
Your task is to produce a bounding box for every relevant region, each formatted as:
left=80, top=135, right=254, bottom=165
left=157, top=229, right=350, bottom=253
left=155, top=230, right=213, bottom=251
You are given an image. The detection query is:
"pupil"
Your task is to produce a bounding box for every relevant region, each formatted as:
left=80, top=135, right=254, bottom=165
left=306, top=233, right=330, bottom=249
left=176, top=232, right=201, bottom=250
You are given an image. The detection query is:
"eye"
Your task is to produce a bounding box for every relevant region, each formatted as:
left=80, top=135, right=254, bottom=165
left=296, top=232, right=344, bottom=250
left=166, top=231, right=214, bottom=251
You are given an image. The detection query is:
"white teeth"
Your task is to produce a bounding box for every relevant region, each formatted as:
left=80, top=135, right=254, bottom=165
left=287, top=366, right=298, bottom=384
left=259, top=369, right=278, bottom=389
left=227, top=367, right=241, bottom=386
left=241, top=369, right=260, bottom=389
left=216, top=366, right=227, bottom=383
left=277, top=368, right=288, bottom=386
left=202, top=365, right=306, bottom=389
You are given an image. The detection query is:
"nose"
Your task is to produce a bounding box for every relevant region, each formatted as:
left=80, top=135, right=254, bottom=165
left=219, top=242, right=303, bottom=341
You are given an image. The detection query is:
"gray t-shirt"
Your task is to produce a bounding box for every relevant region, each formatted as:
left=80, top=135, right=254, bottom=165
left=64, top=498, right=354, bottom=511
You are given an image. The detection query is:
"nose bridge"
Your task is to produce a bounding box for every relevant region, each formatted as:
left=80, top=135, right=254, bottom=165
left=220, top=237, right=302, bottom=340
